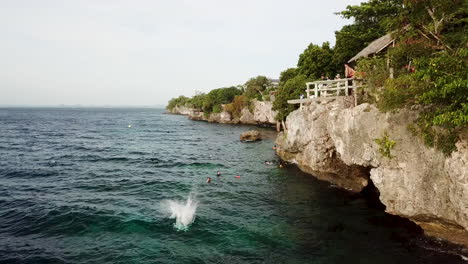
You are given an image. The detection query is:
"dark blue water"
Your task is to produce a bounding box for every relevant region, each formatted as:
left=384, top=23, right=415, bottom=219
left=0, top=108, right=465, bottom=264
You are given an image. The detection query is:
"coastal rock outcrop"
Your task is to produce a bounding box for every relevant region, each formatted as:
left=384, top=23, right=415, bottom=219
left=275, top=98, right=468, bottom=246
left=207, top=111, right=232, bottom=123
left=170, top=100, right=278, bottom=126
left=240, top=130, right=261, bottom=142
left=253, top=101, right=277, bottom=124
left=170, top=105, right=193, bottom=116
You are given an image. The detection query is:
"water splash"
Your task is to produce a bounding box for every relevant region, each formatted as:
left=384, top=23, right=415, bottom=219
left=164, top=193, right=198, bottom=231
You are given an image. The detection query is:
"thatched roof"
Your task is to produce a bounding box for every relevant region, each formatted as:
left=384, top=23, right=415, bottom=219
left=348, top=33, right=394, bottom=63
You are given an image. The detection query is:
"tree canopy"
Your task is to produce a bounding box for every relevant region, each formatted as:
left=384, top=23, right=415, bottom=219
left=298, top=42, right=335, bottom=79
left=243, top=76, right=272, bottom=100
left=273, top=75, right=309, bottom=121
left=355, top=0, right=467, bottom=154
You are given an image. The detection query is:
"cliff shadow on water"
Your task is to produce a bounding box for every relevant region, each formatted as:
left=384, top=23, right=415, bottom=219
left=279, top=161, right=468, bottom=260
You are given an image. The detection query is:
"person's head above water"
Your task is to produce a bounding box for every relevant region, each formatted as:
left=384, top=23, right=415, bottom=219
left=216, top=171, right=221, bottom=175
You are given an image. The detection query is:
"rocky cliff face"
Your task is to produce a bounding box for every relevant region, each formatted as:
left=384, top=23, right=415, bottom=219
left=170, top=106, right=193, bottom=116
left=275, top=98, right=468, bottom=246
left=169, top=100, right=277, bottom=126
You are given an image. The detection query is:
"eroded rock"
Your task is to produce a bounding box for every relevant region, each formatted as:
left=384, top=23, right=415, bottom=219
left=275, top=98, right=468, bottom=246
left=240, top=130, right=261, bottom=142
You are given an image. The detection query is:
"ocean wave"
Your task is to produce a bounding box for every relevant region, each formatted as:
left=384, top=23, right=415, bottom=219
left=1, top=169, right=59, bottom=179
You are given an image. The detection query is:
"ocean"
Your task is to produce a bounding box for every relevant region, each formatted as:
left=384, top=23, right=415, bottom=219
left=0, top=108, right=464, bottom=264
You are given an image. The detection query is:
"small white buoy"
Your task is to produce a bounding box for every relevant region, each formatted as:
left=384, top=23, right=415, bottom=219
left=128, top=125, right=132, bottom=128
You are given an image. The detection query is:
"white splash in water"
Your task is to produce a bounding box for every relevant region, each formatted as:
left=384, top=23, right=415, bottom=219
left=164, top=194, right=198, bottom=231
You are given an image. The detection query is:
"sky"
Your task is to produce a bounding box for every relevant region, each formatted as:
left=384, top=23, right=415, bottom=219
left=0, top=0, right=365, bottom=107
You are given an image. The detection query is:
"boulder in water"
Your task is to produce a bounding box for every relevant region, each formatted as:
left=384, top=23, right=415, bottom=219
left=240, top=130, right=261, bottom=142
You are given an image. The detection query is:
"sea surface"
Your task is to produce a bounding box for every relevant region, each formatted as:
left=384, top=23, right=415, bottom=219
left=0, top=108, right=465, bottom=264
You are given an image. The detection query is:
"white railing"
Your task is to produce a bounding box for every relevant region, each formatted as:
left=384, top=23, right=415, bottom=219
left=287, top=78, right=362, bottom=108
left=306, top=78, right=354, bottom=99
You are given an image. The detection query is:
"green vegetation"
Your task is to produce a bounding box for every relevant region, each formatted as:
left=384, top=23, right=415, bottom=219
left=375, top=132, right=396, bottom=158
left=168, top=1, right=411, bottom=122
left=224, top=95, right=247, bottom=119
left=203, top=87, right=242, bottom=114
left=166, top=87, right=242, bottom=114
left=356, top=0, right=467, bottom=154
left=298, top=42, right=335, bottom=79
left=166, top=96, right=191, bottom=111
left=272, top=0, right=404, bottom=121
left=165, top=77, right=269, bottom=115
left=168, top=0, right=466, bottom=154
left=244, top=76, right=273, bottom=101
left=273, top=74, right=309, bottom=121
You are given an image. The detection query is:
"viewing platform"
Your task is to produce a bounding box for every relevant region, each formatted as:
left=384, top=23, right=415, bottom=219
left=288, top=78, right=362, bottom=107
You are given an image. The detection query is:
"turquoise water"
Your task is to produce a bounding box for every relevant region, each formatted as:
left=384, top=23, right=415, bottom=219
left=0, top=108, right=464, bottom=264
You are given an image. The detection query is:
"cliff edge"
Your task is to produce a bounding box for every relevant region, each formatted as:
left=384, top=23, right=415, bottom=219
left=275, top=98, right=468, bottom=246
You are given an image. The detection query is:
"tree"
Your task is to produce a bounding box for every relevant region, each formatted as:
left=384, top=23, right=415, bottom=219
left=166, top=95, right=190, bottom=110
left=279, top=68, right=299, bottom=85
left=333, top=24, right=384, bottom=71
left=392, top=0, right=466, bottom=51
left=297, top=42, right=335, bottom=80
left=244, top=76, right=272, bottom=100
left=202, top=87, right=242, bottom=113
left=333, top=0, right=403, bottom=69
left=272, top=75, right=309, bottom=121
left=354, top=0, right=467, bottom=154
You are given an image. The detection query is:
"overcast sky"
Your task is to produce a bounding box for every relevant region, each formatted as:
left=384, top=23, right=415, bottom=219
left=1, top=0, right=364, bottom=106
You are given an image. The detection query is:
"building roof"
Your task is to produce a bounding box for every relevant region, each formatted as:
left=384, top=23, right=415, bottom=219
left=348, top=33, right=394, bottom=63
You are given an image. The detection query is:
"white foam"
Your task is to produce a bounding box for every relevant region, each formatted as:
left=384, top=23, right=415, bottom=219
left=163, top=193, right=198, bottom=231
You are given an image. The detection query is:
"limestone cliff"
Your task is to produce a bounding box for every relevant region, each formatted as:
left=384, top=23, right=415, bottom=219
left=169, top=100, right=277, bottom=126
left=275, top=98, right=468, bottom=246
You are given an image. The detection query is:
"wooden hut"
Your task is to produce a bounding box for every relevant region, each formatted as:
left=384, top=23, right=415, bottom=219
left=348, top=33, right=395, bottom=63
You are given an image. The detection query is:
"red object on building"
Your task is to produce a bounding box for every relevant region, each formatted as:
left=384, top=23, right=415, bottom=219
left=345, top=64, right=356, bottom=78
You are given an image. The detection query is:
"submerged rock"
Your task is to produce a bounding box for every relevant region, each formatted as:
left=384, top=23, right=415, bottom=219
left=240, top=130, right=261, bottom=142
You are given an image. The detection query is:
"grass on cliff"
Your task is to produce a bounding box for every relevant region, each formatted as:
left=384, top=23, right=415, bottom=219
left=375, top=132, right=396, bottom=159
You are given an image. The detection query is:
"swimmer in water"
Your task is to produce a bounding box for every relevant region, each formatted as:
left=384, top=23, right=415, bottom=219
left=206, top=177, right=212, bottom=183
left=216, top=171, right=221, bottom=176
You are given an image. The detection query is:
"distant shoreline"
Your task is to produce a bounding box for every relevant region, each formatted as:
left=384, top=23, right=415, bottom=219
left=0, top=106, right=165, bottom=109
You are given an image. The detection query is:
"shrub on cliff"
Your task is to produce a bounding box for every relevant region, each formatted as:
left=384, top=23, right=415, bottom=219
left=224, top=95, right=247, bottom=119
left=166, top=96, right=191, bottom=111
left=202, top=87, right=243, bottom=114
left=273, top=75, right=309, bottom=121
left=190, top=93, right=207, bottom=110
left=379, top=49, right=467, bottom=154
left=244, top=76, right=272, bottom=100
left=355, top=0, right=468, bottom=154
